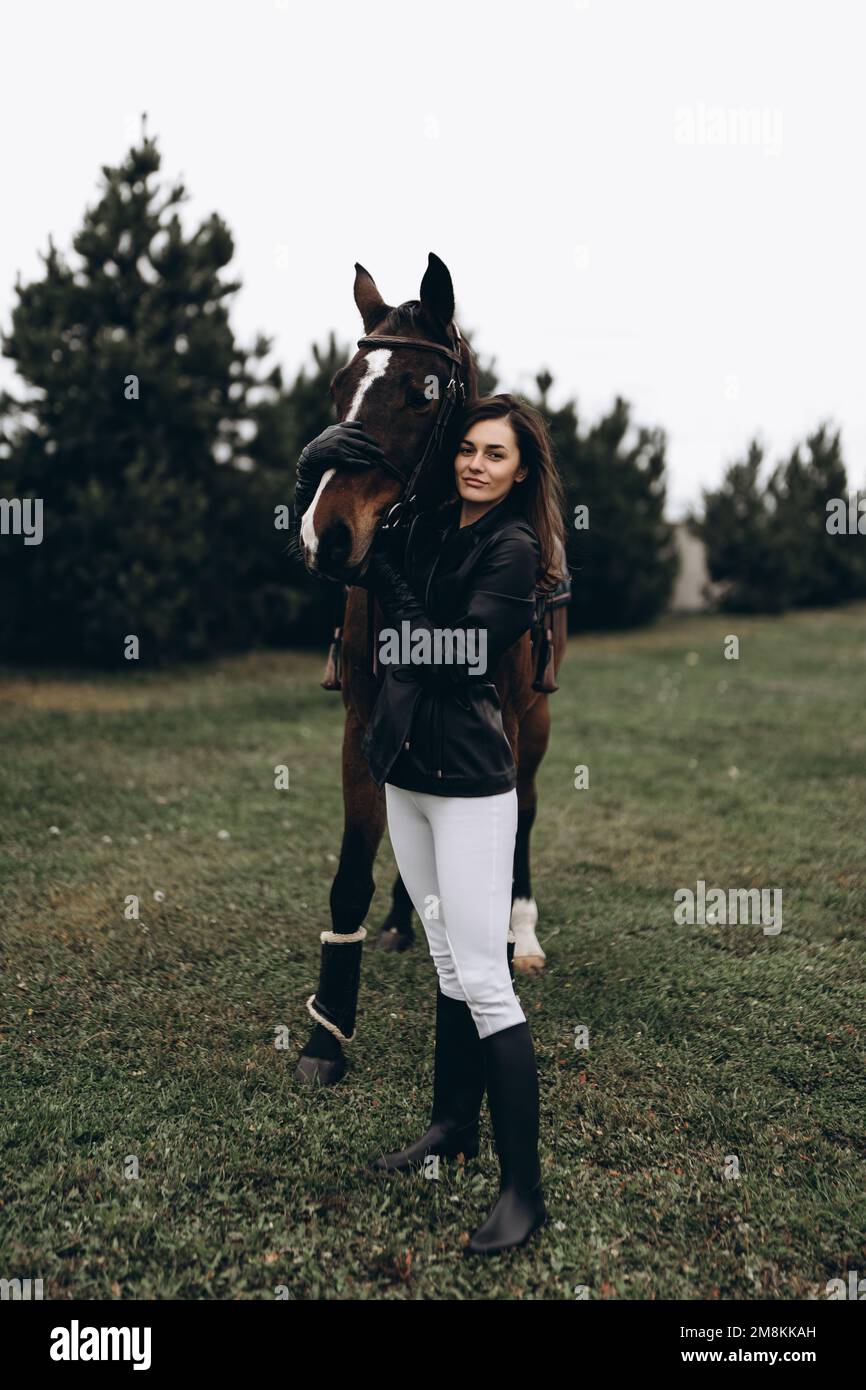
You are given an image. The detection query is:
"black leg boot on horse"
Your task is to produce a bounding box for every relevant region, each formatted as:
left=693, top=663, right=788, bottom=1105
left=465, top=1021, right=547, bottom=1256
left=369, top=985, right=485, bottom=1172
left=296, top=760, right=383, bottom=1088
left=296, top=926, right=366, bottom=1088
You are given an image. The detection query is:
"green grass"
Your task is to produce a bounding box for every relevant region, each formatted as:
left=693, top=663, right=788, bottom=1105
left=1, top=605, right=865, bottom=1300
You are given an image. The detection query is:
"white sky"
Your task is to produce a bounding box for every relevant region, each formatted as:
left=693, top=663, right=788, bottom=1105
left=2, top=0, right=864, bottom=517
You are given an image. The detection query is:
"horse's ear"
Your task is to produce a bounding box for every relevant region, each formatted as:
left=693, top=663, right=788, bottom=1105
left=420, top=252, right=455, bottom=327
left=353, top=263, right=391, bottom=332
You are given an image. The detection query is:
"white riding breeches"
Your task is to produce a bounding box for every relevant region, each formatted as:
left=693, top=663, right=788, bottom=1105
left=384, top=782, right=526, bottom=1039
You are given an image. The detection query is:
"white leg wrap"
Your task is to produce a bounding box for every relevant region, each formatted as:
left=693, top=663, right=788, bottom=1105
left=510, top=897, right=546, bottom=960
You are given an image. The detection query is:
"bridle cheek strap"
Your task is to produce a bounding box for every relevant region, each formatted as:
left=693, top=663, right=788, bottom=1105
left=353, top=331, right=467, bottom=531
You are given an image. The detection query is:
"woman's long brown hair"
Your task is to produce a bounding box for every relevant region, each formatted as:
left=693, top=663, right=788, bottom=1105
left=454, top=393, right=568, bottom=593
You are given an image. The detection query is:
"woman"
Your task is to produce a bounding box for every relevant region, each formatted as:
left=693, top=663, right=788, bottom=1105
left=293, top=394, right=566, bottom=1256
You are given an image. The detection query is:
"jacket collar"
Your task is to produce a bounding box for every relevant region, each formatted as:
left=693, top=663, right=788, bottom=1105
left=440, top=483, right=526, bottom=547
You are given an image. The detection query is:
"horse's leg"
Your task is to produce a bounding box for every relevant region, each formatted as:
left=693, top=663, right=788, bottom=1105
left=295, top=710, right=385, bottom=1087
left=375, top=873, right=416, bottom=952
left=511, top=693, right=550, bottom=974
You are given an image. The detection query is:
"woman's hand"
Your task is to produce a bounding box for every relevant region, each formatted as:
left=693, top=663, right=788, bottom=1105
left=293, top=421, right=387, bottom=519
left=350, top=520, right=404, bottom=591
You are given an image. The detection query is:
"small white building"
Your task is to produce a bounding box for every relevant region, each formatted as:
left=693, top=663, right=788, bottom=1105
left=669, top=522, right=715, bottom=612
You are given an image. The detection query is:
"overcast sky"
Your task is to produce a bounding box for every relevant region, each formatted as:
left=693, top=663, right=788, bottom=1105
left=2, top=0, right=863, bottom=516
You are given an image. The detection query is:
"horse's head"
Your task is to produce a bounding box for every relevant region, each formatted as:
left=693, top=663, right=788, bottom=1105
left=300, top=252, right=477, bottom=581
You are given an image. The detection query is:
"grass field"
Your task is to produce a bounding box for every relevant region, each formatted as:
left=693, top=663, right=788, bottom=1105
left=2, top=604, right=865, bottom=1300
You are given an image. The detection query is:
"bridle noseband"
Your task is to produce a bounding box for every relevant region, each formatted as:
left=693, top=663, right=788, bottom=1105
left=352, top=329, right=466, bottom=532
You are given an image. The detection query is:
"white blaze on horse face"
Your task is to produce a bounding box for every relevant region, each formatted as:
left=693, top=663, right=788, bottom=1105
left=300, top=467, right=336, bottom=557
left=301, top=348, right=392, bottom=561
left=345, top=348, right=391, bottom=420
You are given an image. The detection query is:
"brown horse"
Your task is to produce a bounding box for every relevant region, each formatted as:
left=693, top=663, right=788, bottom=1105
left=295, top=253, right=567, bottom=1087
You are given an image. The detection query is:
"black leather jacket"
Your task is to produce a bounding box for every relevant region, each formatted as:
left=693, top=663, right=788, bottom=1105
left=361, top=487, right=541, bottom=796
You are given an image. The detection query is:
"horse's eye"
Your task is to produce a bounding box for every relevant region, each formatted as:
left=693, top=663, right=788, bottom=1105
left=406, top=390, right=429, bottom=410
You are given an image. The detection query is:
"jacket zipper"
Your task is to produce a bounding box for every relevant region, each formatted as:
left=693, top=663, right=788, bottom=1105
left=423, top=528, right=448, bottom=779
left=425, top=544, right=445, bottom=609
left=436, top=690, right=444, bottom=780
left=400, top=518, right=421, bottom=765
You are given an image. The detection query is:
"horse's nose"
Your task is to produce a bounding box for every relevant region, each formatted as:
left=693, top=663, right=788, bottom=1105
left=316, top=520, right=353, bottom=577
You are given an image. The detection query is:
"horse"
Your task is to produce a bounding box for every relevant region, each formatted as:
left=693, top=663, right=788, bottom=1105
left=294, top=252, right=568, bottom=1086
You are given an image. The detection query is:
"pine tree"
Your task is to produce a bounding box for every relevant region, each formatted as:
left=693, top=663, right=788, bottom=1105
left=0, top=120, right=298, bottom=662
left=696, top=426, right=865, bottom=612
left=768, top=424, right=864, bottom=606
left=695, top=441, right=788, bottom=612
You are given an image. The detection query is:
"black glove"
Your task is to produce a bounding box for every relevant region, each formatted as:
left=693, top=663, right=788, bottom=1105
left=292, top=421, right=387, bottom=522
left=349, top=519, right=406, bottom=592
left=366, top=547, right=415, bottom=600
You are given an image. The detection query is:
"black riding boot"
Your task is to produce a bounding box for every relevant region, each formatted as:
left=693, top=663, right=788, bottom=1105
left=465, top=1021, right=547, bottom=1256
left=370, top=986, right=485, bottom=1172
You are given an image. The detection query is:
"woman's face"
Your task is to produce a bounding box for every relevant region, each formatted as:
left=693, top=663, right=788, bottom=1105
left=454, top=418, right=527, bottom=509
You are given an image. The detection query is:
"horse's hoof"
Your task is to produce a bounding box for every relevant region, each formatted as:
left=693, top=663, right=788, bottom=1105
left=376, top=925, right=414, bottom=953
left=294, top=1053, right=347, bottom=1087
left=514, top=954, right=546, bottom=975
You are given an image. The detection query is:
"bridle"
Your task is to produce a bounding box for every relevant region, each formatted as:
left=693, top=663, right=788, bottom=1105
left=352, top=328, right=467, bottom=532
